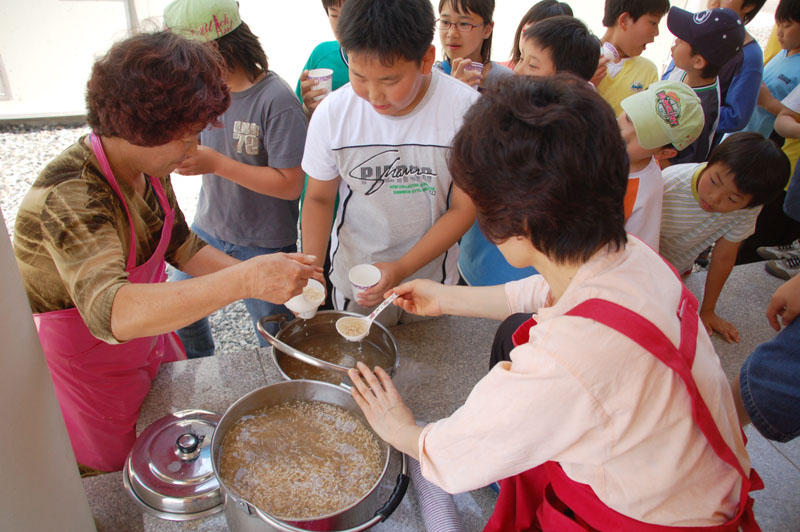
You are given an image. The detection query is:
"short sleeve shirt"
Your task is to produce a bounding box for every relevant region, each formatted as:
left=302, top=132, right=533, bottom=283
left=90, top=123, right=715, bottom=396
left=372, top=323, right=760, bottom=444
left=12, top=137, right=206, bottom=343
left=659, top=163, right=760, bottom=273
left=597, top=56, right=659, bottom=116
left=194, top=72, right=307, bottom=248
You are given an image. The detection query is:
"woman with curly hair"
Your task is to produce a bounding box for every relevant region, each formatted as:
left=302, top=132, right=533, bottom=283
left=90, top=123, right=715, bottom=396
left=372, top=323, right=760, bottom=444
left=12, top=31, right=319, bottom=474
left=349, top=75, right=760, bottom=530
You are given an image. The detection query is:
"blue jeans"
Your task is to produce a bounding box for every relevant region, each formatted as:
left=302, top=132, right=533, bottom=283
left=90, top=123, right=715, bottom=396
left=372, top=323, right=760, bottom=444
left=171, top=225, right=295, bottom=358
left=784, top=162, right=800, bottom=222
left=739, top=318, right=800, bottom=443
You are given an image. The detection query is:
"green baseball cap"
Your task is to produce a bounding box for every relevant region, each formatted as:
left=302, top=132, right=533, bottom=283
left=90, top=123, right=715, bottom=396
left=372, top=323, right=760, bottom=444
left=620, top=80, right=704, bottom=151
left=164, top=0, right=242, bottom=42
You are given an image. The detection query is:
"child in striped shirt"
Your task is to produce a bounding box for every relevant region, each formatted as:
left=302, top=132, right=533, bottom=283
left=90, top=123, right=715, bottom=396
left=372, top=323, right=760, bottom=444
left=660, top=132, right=789, bottom=343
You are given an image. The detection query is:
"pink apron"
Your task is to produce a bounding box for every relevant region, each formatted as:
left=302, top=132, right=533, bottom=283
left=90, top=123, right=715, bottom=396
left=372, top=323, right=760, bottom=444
left=486, top=280, right=762, bottom=531
left=33, top=134, right=186, bottom=472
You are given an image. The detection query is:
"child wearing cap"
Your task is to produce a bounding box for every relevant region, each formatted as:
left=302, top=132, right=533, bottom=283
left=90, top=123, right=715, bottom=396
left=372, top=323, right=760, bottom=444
left=301, top=0, right=479, bottom=325
left=164, top=0, right=308, bottom=357
left=618, top=81, right=704, bottom=249
left=458, top=17, right=600, bottom=287
left=662, top=7, right=746, bottom=166
left=596, top=0, right=671, bottom=116
left=660, top=132, right=790, bottom=342
left=706, top=0, right=767, bottom=149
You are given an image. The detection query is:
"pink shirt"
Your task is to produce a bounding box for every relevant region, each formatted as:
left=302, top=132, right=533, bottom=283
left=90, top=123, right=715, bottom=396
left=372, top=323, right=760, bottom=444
left=418, top=238, right=748, bottom=526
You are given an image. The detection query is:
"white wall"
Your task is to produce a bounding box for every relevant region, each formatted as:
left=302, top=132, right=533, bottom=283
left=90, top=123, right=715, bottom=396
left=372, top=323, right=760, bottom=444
left=0, top=0, right=690, bottom=120
left=0, top=211, right=96, bottom=532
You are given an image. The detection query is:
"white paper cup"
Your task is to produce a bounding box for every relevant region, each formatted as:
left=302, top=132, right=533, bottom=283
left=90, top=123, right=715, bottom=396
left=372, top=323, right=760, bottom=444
left=464, top=61, right=484, bottom=75
left=349, top=264, right=381, bottom=299
left=284, top=279, right=326, bottom=319
left=308, top=68, right=334, bottom=101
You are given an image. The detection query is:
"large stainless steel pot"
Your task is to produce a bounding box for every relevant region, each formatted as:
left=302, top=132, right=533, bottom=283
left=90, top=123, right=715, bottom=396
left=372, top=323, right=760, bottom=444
left=257, top=311, right=399, bottom=385
left=210, top=380, right=409, bottom=532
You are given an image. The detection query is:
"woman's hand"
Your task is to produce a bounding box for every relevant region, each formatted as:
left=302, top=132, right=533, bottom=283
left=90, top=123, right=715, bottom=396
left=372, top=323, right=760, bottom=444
left=700, top=308, right=740, bottom=344
left=450, top=58, right=482, bottom=88
left=390, top=279, right=444, bottom=317
left=298, top=70, right=329, bottom=114
left=241, top=252, right=322, bottom=304
left=348, top=362, right=421, bottom=458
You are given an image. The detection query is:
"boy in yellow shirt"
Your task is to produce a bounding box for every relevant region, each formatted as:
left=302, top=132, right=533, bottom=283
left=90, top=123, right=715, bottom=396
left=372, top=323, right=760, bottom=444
left=596, top=0, right=670, bottom=116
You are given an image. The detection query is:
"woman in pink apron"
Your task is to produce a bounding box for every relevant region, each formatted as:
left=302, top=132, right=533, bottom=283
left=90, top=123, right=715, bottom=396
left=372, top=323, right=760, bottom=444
left=348, top=75, right=761, bottom=529
left=13, top=32, right=318, bottom=473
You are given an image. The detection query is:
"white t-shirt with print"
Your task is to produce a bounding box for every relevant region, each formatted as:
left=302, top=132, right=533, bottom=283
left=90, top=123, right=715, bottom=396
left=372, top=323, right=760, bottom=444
left=302, top=70, right=480, bottom=301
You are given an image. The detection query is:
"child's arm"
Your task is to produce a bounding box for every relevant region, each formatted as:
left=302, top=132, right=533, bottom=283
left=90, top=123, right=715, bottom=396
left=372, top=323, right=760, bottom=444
left=300, top=176, right=340, bottom=269
left=716, top=53, right=763, bottom=134
left=699, top=236, right=741, bottom=343
left=357, top=186, right=476, bottom=307
left=298, top=70, right=330, bottom=117
left=774, top=108, right=800, bottom=139
left=175, top=146, right=304, bottom=200
left=757, top=82, right=786, bottom=117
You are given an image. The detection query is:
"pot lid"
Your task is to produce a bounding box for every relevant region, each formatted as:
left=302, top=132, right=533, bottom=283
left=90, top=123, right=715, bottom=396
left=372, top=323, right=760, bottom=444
left=123, top=409, right=223, bottom=521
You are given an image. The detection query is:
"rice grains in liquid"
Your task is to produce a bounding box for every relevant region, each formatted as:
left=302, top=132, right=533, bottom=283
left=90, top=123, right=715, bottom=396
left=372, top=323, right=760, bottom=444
left=219, top=400, right=384, bottom=519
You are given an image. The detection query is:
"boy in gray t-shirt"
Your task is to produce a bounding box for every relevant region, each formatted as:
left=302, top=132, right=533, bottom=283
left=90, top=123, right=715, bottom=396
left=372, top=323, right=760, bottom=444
left=165, top=0, right=307, bottom=357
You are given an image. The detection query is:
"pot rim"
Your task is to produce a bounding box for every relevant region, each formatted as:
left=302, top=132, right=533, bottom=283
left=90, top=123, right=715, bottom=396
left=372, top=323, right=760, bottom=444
left=258, top=311, right=399, bottom=377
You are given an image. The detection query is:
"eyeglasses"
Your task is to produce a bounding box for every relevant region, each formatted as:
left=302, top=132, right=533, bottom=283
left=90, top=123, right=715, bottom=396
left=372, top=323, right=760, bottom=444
left=435, top=19, right=484, bottom=32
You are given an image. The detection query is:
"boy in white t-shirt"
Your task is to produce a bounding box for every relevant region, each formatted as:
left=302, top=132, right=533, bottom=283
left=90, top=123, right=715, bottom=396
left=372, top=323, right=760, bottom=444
left=618, top=80, right=704, bottom=249
left=301, top=0, right=479, bottom=325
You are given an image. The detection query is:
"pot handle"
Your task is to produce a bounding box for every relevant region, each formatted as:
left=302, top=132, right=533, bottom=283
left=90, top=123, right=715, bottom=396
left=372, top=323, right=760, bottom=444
left=251, top=453, right=410, bottom=532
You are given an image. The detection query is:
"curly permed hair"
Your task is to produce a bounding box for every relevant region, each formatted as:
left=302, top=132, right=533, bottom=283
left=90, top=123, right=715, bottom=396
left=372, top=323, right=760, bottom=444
left=449, top=74, right=629, bottom=265
left=86, top=31, right=231, bottom=147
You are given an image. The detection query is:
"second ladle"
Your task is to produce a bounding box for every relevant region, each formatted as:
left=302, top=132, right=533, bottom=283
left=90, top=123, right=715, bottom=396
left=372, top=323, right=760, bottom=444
left=336, top=293, right=400, bottom=342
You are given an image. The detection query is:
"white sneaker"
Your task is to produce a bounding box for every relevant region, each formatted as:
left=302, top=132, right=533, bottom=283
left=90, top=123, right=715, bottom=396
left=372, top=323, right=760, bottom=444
left=765, top=257, right=800, bottom=280
left=757, top=239, right=800, bottom=260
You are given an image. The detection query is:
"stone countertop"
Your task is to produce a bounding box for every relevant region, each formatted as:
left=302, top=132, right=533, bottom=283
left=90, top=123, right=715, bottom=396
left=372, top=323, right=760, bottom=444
left=85, top=261, right=792, bottom=531
left=85, top=314, right=501, bottom=532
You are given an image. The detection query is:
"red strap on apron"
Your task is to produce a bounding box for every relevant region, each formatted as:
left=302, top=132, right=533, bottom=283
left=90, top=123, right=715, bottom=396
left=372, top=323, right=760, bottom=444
left=486, top=284, right=761, bottom=531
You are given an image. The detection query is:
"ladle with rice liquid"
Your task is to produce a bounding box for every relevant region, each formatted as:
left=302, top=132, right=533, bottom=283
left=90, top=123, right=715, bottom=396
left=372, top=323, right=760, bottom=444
left=336, top=293, right=400, bottom=342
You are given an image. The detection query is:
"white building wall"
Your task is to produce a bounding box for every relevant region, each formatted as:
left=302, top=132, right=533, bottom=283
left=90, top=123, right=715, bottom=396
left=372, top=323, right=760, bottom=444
left=0, top=0, right=684, bottom=121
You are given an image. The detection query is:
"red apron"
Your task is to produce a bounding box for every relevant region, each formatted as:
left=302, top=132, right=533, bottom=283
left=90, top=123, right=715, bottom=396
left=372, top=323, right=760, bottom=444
left=487, top=282, right=762, bottom=532
left=33, top=133, right=186, bottom=472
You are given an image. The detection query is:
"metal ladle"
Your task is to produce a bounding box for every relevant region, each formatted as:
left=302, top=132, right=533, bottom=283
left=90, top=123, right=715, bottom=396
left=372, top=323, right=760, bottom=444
left=336, top=293, right=400, bottom=342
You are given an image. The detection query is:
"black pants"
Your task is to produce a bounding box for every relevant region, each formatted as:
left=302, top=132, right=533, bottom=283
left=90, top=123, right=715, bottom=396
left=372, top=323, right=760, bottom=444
left=490, top=313, right=533, bottom=369
left=737, top=190, right=800, bottom=265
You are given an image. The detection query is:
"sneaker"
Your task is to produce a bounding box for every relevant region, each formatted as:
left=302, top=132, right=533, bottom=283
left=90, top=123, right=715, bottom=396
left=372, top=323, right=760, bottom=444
left=695, top=245, right=712, bottom=268
left=765, top=257, right=800, bottom=280
left=757, top=239, right=800, bottom=260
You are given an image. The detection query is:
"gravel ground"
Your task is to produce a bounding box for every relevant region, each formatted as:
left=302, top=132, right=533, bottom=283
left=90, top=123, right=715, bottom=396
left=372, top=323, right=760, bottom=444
left=0, top=123, right=258, bottom=357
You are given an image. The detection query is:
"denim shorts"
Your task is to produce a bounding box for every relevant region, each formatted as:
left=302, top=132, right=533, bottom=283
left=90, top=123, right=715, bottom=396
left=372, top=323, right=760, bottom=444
left=739, top=318, right=800, bottom=443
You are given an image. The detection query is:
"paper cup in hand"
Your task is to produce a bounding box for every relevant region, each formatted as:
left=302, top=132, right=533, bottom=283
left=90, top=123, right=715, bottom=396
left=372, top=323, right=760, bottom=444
left=308, top=68, right=334, bottom=101
left=349, top=264, right=381, bottom=299
left=464, top=61, right=484, bottom=75
left=285, top=279, right=326, bottom=319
